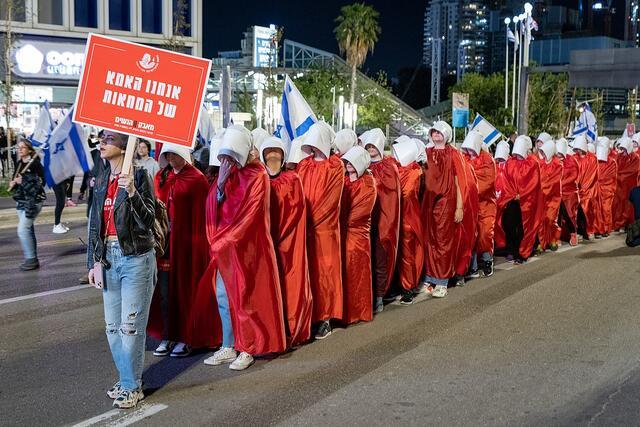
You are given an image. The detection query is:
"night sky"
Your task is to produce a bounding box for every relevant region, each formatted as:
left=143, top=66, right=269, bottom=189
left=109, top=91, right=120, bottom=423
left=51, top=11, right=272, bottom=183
left=202, top=0, right=427, bottom=77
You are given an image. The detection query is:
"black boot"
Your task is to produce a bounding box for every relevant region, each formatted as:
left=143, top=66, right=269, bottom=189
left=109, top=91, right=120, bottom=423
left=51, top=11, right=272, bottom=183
left=19, top=258, right=40, bottom=271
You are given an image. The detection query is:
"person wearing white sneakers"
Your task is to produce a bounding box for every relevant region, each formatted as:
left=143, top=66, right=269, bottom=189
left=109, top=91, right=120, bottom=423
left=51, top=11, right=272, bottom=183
left=422, top=121, right=468, bottom=298
left=201, top=125, right=286, bottom=371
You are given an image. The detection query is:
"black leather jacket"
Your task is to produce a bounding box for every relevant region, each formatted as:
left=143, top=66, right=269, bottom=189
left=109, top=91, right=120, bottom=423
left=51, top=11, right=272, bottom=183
left=87, top=162, right=156, bottom=269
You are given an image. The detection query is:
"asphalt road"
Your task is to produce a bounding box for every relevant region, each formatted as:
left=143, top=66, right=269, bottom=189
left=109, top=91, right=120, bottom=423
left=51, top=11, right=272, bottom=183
left=1, top=219, right=640, bottom=427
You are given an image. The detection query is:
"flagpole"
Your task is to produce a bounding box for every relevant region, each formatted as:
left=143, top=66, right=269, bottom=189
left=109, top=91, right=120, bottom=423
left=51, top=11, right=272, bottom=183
left=516, top=20, right=523, bottom=131
left=504, top=18, right=510, bottom=112
left=511, top=18, right=518, bottom=126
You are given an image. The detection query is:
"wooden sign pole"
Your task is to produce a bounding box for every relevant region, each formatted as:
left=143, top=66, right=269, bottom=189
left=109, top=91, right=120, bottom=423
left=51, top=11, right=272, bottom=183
left=121, top=134, right=137, bottom=176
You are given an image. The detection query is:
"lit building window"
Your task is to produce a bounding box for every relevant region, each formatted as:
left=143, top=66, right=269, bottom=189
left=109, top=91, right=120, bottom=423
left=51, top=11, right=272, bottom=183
left=38, top=0, right=63, bottom=25
left=109, top=0, right=131, bottom=31
left=75, top=0, right=98, bottom=28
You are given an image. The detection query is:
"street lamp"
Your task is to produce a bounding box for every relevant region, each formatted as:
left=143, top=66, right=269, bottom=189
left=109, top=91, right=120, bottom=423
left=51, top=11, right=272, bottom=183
left=504, top=18, right=511, bottom=110
left=524, top=2, right=533, bottom=14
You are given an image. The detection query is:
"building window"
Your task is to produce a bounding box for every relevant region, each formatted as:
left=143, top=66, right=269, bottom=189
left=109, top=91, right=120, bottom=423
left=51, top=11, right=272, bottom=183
left=38, top=0, right=63, bottom=25
left=141, top=0, right=162, bottom=34
left=75, top=0, right=98, bottom=27
left=173, top=0, right=192, bottom=37
left=109, top=0, right=131, bottom=31
left=0, top=0, right=26, bottom=22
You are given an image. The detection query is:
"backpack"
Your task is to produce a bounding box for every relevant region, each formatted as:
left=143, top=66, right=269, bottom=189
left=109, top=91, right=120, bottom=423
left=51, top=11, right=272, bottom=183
left=153, top=199, right=169, bottom=257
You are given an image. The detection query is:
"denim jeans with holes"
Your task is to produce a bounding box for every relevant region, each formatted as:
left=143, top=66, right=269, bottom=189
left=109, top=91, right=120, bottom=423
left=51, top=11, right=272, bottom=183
left=102, top=241, right=156, bottom=391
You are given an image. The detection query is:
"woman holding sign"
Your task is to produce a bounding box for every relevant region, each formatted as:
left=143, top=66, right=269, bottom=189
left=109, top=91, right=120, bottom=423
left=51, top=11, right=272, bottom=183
left=87, top=130, right=157, bottom=409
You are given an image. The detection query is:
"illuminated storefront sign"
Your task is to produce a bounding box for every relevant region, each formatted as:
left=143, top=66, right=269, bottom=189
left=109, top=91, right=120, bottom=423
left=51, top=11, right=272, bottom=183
left=13, top=37, right=86, bottom=80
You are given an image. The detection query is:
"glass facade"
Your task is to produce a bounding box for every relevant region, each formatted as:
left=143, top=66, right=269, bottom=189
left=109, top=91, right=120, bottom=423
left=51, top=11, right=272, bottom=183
left=38, top=0, right=64, bottom=25
left=75, top=0, right=98, bottom=28
left=173, top=0, right=192, bottom=37
left=109, top=0, right=131, bottom=31
left=141, top=0, right=162, bottom=34
left=0, top=0, right=26, bottom=22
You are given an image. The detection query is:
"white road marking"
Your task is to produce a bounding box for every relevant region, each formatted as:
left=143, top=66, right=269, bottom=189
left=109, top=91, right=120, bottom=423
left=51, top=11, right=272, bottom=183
left=108, top=404, right=168, bottom=426
left=0, top=285, right=93, bottom=306
left=71, top=409, right=121, bottom=427
left=71, top=403, right=168, bottom=427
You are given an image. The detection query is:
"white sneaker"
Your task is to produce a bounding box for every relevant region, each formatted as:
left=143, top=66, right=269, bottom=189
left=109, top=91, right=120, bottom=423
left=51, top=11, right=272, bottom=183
left=431, top=285, right=448, bottom=298
left=203, top=347, right=237, bottom=366
left=52, top=224, right=68, bottom=234
left=229, top=352, right=254, bottom=371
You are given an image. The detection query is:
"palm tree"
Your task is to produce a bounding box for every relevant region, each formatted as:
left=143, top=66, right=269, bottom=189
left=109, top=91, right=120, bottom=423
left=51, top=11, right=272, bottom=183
left=334, top=3, right=381, bottom=107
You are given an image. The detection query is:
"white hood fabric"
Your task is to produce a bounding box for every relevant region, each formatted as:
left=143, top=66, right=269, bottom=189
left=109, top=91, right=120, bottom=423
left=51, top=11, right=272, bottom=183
left=429, top=120, right=453, bottom=144
left=158, top=144, right=193, bottom=169
left=260, top=136, right=287, bottom=164
left=359, top=128, right=386, bottom=157
left=572, top=135, right=588, bottom=153
left=632, top=132, right=640, bottom=143
left=587, top=143, right=596, bottom=154
left=597, top=136, right=611, bottom=149
left=333, top=129, right=357, bottom=155
left=461, top=130, right=483, bottom=156
left=287, top=136, right=309, bottom=164
left=301, top=121, right=334, bottom=158
left=512, top=135, right=532, bottom=158
left=539, top=140, right=556, bottom=161
left=218, top=124, right=252, bottom=167
left=618, top=136, right=633, bottom=155
left=536, top=132, right=553, bottom=145
left=495, top=140, right=510, bottom=161
left=342, top=145, right=371, bottom=178
left=596, top=143, right=610, bottom=161
left=251, top=128, right=270, bottom=150
left=555, top=138, right=568, bottom=158
left=392, top=136, right=420, bottom=167
left=411, top=138, right=427, bottom=163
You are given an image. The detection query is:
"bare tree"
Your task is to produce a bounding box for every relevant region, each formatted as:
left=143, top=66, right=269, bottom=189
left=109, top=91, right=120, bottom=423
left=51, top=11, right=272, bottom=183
left=1, top=0, right=22, bottom=152
left=163, top=0, right=191, bottom=52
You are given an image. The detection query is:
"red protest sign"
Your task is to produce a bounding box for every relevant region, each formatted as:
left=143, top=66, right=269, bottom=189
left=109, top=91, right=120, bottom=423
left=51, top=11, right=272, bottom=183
left=73, top=34, right=211, bottom=149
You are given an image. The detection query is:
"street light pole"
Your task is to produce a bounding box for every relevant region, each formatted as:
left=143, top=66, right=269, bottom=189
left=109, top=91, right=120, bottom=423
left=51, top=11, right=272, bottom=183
left=511, top=16, right=518, bottom=126
left=504, top=17, right=511, bottom=112
left=516, top=17, right=523, bottom=129
left=518, top=2, right=533, bottom=135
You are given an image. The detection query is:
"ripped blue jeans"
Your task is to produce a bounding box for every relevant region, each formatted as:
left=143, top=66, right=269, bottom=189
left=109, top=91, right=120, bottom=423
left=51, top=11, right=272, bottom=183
left=102, top=240, right=156, bottom=391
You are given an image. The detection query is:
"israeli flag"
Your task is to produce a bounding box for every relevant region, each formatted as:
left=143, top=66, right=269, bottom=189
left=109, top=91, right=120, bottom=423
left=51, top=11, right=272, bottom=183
left=197, top=104, right=215, bottom=148
left=275, top=75, right=317, bottom=151
left=470, top=114, right=502, bottom=147
left=572, top=103, right=597, bottom=143
left=41, top=106, right=93, bottom=188
left=30, top=100, right=55, bottom=147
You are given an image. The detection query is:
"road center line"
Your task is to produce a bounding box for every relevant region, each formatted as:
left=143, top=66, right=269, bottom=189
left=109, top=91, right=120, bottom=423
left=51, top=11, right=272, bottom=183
left=0, top=285, right=93, bottom=306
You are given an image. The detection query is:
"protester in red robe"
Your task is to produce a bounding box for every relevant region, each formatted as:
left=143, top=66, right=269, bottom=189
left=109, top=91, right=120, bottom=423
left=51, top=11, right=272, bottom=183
left=536, top=140, right=563, bottom=252
left=493, top=140, right=511, bottom=252
left=201, top=125, right=286, bottom=371
left=390, top=137, right=424, bottom=305
left=612, top=137, right=640, bottom=231
left=148, top=145, right=210, bottom=357
left=573, top=135, right=600, bottom=240
left=595, top=142, right=617, bottom=237
left=422, top=121, right=468, bottom=298
left=453, top=135, right=480, bottom=286
left=339, top=146, right=376, bottom=324
left=359, top=128, right=401, bottom=312
left=260, top=136, right=312, bottom=348
left=297, top=121, right=345, bottom=340
left=461, top=130, right=495, bottom=278
left=497, top=136, right=544, bottom=263
left=555, top=139, right=580, bottom=246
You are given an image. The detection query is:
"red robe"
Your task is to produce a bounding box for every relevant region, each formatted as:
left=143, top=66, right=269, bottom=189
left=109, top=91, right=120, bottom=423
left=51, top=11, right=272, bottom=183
left=268, top=171, right=313, bottom=347
left=497, top=156, right=544, bottom=260
left=575, top=152, right=600, bottom=236
left=340, top=173, right=377, bottom=324
left=423, top=145, right=468, bottom=280
left=596, top=156, right=618, bottom=235
left=494, top=160, right=508, bottom=249
left=369, top=158, right=401, bottom=297
left=148, top=163, right=210, bottom=346
left=537, top=156, right=563, bottom=249
left=395, top=162, right=424, bottom=292
left=455, top=160, right=479, bottom=276
left=559, top=154, right=580, bottom=240
left=466, top=150, right=496, bottom=256
left=297, top=155, right=345, bottom=322
left=203, top=162, right=286, bottom=355
left=612, top=152, right=640, bottom=230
